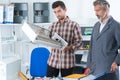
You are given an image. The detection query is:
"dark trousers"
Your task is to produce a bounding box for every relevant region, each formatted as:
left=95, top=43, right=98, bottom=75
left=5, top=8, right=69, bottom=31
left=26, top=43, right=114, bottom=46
left=46, top=65, right=73, bottom=77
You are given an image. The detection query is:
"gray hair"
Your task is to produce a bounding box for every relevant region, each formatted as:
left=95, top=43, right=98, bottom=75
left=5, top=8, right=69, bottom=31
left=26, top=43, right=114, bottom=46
left=93, top=0, right=110, bottom=9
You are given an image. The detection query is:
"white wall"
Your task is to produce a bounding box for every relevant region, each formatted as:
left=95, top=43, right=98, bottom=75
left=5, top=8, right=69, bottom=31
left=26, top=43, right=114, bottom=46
left=109, top=0, right=120, bottom=22
left=0, top=0, right=120, bottom=25
left=48, top=0, right=97, bottom=26
left=65, top=0, right=120, bottom=26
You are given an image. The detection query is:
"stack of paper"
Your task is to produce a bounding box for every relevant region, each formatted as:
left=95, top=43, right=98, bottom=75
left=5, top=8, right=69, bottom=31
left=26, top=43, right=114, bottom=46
left=80, top=74, right=96, bottom=80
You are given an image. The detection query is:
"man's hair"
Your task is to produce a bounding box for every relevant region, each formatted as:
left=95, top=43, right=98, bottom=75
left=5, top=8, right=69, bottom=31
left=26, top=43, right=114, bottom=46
left=93, top=0, right=110, bottom=9
left=52, top=1, right=66, bottom=9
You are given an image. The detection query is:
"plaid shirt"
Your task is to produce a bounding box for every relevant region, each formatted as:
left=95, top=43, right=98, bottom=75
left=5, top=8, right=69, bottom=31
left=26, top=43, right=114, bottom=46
left=48, top=17, right=82, bottom=69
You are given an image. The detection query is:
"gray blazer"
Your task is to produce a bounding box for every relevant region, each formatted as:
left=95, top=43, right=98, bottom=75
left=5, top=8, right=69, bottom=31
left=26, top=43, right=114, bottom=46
left=87, top=16, right=120, bottom=76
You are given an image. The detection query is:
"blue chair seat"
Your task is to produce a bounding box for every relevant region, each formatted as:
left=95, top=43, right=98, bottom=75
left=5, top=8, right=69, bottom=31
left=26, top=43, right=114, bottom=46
left=30, top=47, right=50, bottom=77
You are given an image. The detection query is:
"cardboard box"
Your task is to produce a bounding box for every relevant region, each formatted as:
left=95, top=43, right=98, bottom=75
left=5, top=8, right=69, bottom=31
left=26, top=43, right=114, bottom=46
left=0, top=57, right=21, bottom=80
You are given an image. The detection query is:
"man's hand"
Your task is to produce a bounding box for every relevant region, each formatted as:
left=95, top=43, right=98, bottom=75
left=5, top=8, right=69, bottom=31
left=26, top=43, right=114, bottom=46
left=84, top=68, right=90, bottom=75
left=111, top=62, right=118, bottom=72
left=64, top=45, right=73, bottom=51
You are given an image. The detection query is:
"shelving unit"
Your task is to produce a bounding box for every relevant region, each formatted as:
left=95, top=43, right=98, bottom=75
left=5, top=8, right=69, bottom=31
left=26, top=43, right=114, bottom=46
left=75, top=26, right=93, bottom=68
left=0, top=24, right=22, bottom=80
left=33, top=2, right=49, bottom=23
left=75, top=50, right=88, bottom=68
left=0, top=24, right=21, bottom=60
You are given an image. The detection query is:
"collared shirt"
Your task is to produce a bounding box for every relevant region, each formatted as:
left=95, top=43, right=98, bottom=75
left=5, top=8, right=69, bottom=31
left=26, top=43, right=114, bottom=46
left=48, top=17, right=82, bottom=69
left=99, top=16, right=110, bottom=32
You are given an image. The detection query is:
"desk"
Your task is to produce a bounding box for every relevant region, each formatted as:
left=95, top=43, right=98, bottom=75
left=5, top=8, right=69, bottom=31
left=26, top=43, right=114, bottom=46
left=19, top=73, right=115, bottom=80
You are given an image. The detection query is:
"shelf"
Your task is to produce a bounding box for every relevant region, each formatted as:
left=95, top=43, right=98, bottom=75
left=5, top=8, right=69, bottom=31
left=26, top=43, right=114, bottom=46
left=75, top=61, right=87, bottom=68
left=82, top=35, right=91, bottom=41
left=0, top=23, right=51, bottom=27
left=75, top=63, right=86, bottom=68
left=0, top=40, right=17, bottom=44
left=75, top=50, right=88, bottom=67
left=75, top=50, right=88, bottom=55
left=34, top=23, right=52, bottom=26
left=0, top=23, right=22, bottom=27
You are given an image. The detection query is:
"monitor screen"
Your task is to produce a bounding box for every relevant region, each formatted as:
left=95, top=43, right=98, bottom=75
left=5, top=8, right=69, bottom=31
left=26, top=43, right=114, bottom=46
left=81, top=27, right=93, bottom=35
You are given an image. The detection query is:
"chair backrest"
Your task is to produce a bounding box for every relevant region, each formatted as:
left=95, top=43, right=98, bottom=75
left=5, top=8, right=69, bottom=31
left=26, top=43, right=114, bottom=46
left=30, top=47, right=50, bottom=77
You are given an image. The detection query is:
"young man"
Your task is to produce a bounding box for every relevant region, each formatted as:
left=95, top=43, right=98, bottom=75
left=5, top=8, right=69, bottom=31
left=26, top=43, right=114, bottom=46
left=47, top=1, right=82, bottom=77
left=85, top=0, right=120, bottom=80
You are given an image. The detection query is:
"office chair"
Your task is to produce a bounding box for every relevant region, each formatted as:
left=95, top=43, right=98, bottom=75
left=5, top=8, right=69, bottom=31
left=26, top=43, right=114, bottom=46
left=30, top=47, right=50, bottom=78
